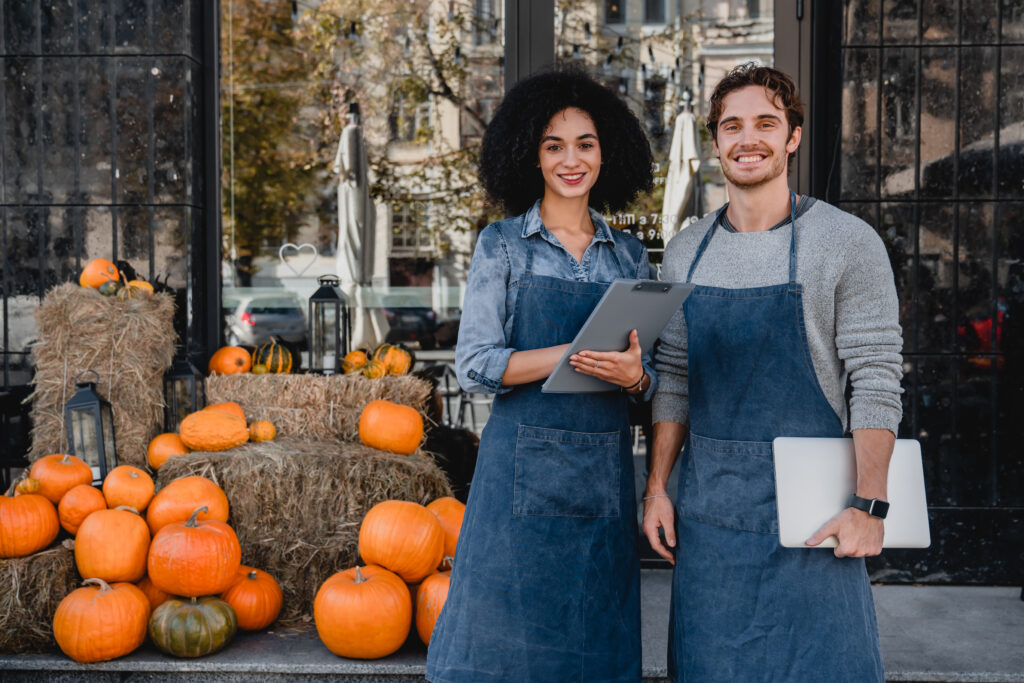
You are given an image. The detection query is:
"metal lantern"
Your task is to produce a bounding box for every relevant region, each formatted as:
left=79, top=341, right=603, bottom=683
left=64, top=370, right=117, bottom=484
left=163, top=356, right=206, bottom=431
left=308, top=275, right=351, bottom=374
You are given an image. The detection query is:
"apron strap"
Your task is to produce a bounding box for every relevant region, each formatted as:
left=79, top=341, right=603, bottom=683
left=685, top=191, right=800, bottom=285
left=523, top=214, right=535, bottom=276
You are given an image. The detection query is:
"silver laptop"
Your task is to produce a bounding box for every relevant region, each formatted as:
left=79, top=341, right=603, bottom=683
left=772, top=437, right=931, bottom=549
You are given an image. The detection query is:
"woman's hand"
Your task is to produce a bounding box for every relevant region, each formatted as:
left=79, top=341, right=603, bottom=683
left=569, top=329, right=644, bottom=389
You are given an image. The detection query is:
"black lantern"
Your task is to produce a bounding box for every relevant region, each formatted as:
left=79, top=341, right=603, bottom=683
left=163, top=356, right=206, bottom=431
left=308, top=275, right=351, bottom=374
left=64, top=370, right=117, bottom=484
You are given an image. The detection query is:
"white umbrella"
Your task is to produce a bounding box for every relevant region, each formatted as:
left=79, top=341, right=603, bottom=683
left=661, top=106, right=703, bottom=245
left=335, top=102, right=389, bottom=350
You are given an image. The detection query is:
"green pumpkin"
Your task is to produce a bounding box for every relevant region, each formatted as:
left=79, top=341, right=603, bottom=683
left=98, top=280, right=123, bottom=297
left=252, top=338, right=292, bottom=374
left=148, top=597, right=238, bottom=658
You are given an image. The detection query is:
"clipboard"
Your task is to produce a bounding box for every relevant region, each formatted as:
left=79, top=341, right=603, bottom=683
left=541, top=279, right=694, bottom=393
left=773, top=437, right=931, bottom=549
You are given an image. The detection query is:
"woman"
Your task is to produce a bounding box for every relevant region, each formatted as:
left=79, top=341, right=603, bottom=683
left=426, top=69, right=656, bottom=683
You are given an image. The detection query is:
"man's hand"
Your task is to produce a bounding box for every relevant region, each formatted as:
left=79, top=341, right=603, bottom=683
left=642, top=495, right=677, bottom=565
left=805, top=507, right=884, bottom=558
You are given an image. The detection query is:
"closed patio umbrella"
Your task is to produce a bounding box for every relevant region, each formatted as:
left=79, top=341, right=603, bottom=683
left=661, top=96, right=703, bottom=245
left=335, top=102, right=389, bottom=349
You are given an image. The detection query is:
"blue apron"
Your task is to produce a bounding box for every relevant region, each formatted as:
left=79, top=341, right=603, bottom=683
left=427, top=233, right=642, bottom=683
left=667, top=193, right=884, bottom=682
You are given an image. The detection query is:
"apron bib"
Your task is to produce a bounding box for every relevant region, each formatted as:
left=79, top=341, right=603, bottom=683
left=427, top=230, right=641, bottom=683
left=667, top=193, right=884, bottom=683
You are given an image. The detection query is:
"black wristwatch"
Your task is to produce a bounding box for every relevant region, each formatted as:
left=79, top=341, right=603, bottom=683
left=847, top=494, right=889, bottom=519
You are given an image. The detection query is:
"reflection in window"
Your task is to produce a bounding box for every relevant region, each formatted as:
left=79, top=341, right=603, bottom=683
left=391, top=201, right=435, bottom=254
left=606, top=0, right=624, bottom=24
left=389, top=99, right=431, bottom=144
left=644, top=0, right=665, bottom=25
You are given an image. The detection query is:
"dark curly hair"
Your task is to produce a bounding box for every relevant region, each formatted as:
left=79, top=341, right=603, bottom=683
left=707, top=62, right=804, bottom=166
left=479, top=68, right=653, bottom=216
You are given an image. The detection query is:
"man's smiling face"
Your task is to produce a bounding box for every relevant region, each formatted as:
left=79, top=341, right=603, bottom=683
left=712, top=84, right=801, bottom=189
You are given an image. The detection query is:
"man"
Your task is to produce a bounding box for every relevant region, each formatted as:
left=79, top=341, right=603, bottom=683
left=643, top=63, right=903, bottom=682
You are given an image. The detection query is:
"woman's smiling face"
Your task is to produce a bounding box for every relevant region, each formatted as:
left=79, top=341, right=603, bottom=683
left=537, top=107, right=602, bottom=202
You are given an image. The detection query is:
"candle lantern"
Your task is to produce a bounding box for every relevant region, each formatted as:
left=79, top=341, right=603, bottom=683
left=64, top=370, right=117, bottom=484
left=163, top=356, right=206, bottom=431
left=308, top=275, right=351, bottom=374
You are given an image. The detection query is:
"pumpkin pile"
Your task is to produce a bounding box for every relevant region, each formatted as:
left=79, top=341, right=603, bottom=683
left=147, top=401, right=277, bottom=468
left=41, top=471, right=284, bottom=663
left=78, top=258, right=155, bottom=300
left=343, top=343, right=415, bottom=378
left=314, top=495, right=464, bottom=658
left=208, top=338, right=294, bottom=376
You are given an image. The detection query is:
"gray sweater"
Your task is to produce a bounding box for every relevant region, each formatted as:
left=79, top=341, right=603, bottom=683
left=653, top=198, right=904, bottom=435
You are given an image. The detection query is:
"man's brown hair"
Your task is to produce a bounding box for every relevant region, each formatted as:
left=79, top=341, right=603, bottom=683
left=706, top=63, right=804, bottom=166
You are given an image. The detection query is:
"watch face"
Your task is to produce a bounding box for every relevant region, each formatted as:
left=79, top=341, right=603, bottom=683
left=869, top=499, right=890, bottom=519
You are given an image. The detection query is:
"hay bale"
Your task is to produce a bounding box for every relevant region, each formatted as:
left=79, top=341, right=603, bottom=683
left=206, top=373, right=432, bottom=441
left=28, top=283, right=177, bottom=467
left=0, top=540, right=79, bottom=653
left=156, top=437, right=452, bottom=625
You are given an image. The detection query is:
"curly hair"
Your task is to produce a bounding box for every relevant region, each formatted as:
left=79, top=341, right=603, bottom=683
left=707, top=62, right=804, bottom=166
left=479, top=68, right=653, bottom=216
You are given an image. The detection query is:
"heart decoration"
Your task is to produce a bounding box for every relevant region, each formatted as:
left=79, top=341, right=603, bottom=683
left=278, top=242, right=319, bottom=278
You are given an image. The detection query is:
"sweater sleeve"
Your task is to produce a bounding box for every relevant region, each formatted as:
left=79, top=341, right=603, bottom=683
left=835, top=227, right=905, bottom=434
left=652, top=238, right=690, bottom=425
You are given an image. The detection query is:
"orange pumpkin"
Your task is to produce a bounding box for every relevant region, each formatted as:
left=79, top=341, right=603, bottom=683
left=360, top=359, right=387, bottom=379
left=415, top=570, right=451, bottom=645
left=147, top=433, right=190, bottom=471
left=179, top=409, right=249, bottom=452
left=372, top=343, right=415, bottom=375
left=208, top=346, right=252, bottom=375
left=137, top=575, right=172, bottom=611
left=146, top=475, right=230, bottom=536
left=13, top=476, right=41, bottom=496
left=341, top=349, right=370, bottom=374
left=220, top=566, right=283, bottom=631
left=248, top=420, right=276, bottom=442
left=357, top=500, right=445, bottom=583
left=75, top=506, right=150, bottom=583
left=0, top=486, right=59, bottom=558
left=426, top=497, right=465, bottom=569
left=53, top=578, right=149, bottom=663
left=147, top=506, right=242, bottom=598
left=78, top=259, right=120, bottom=289
left=358, top=400, right=424, bottom=455
left=102, top=466, right=155, bottom=512
left=314, top=565, right=412, bottom=659
left=29, top=453, right=94, bottom=504
left=204, top=401, right=247, bottom=421
left=58, top=484, right=107, bottom=535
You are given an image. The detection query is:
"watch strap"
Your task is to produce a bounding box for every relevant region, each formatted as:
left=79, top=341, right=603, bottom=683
left=847, top=494, right=890, bottom=519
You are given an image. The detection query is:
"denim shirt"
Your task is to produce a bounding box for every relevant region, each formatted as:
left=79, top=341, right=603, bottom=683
left=455, top=200, right=658, bottom=400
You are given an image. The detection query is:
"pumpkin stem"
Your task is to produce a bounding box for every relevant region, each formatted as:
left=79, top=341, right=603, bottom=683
left=247, top=570, right=258, bottom=580
left=4, top=480, right=16, bottom=497
left=60, top=453, right=74, bottom=465
left=115, top=505, right=141, bottom=515
left=185, top=506, right=208, bottom=527
left=443, top=555, right=455, bottom=567
left=82, top=577, right=113, bottom=593
left=354, top=566, right=367, bottom=584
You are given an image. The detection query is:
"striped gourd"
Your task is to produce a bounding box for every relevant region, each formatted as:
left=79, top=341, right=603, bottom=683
left=252, top=339, right=292, bottom=374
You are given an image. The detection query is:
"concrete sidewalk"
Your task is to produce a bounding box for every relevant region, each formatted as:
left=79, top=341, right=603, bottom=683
left=3, top=571, right=1023, bottom=682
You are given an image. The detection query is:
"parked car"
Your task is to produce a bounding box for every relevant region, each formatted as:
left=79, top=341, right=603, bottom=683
left=223, top=291, right=307, bottom=350
left=382, top=294, right=438, bottom=350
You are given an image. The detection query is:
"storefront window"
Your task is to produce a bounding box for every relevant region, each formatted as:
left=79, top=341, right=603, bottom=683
left=555, top=0, right=774, bottom=268
left=221, top=0, right=504, bottom=361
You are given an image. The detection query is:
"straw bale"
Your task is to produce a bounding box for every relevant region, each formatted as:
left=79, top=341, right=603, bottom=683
left=0, top=540, right=79, bottom=654
left=156, top=437, right=452, bottom=625
left=205, top=373, right=432, bottom=441
left=28, top=283, right=177, bottom=467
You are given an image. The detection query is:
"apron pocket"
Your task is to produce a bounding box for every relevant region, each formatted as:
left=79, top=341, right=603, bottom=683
left=679, top=432, right=778, bottom=534
left=513, top=425, right=620, bottom=518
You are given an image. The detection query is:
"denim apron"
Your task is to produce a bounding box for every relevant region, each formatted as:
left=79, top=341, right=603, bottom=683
left=667, top=193, right=884, bottom=682
left=427, top=232, right=641, bottom=683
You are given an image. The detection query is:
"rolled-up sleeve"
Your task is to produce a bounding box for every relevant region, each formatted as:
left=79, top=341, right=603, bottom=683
left=455, top=226, right=516, bottom=394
